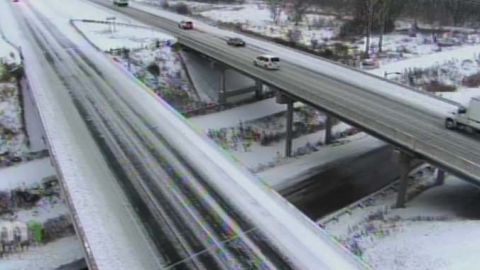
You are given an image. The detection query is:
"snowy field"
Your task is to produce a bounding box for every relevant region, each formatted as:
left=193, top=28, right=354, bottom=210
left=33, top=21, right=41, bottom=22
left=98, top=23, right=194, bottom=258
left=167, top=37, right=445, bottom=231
left=0, top=236, right=84, bottom=270
left=370, top=43, right=480, bottom=77
left=0, top=157, right=54, bottom=190
left=73, top=20, right=175, bottom=51
left=137, top=0, right=340, bottom=48
left=200, top=3, right=279, bottom=26
left=371, top=47, right=480, bottom=105
left=319, top=167, right=480, bottom=269
left=0, top=158, right=84, bottom=269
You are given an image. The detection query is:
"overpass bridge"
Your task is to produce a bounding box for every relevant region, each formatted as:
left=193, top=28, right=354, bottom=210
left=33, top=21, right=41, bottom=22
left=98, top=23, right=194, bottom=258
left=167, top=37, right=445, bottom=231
left=92, top=0, right=480, bottom=189
left=7, top=0, right=480, bottom=267
left=6, top=0, right=366, bottom=269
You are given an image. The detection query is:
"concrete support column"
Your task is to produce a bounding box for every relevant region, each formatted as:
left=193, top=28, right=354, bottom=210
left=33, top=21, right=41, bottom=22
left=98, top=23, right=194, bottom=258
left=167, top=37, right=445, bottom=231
left=285, top=99, right=294, bottom=157
left=435, top=169, right=445, bottom=186
left=218, top=69, right=226, bottom=104
left=393, top=150, right=413, bottom=208
left=324, top=114, right=333, bottom=145
left=275, top=91, right=295, bottom=157
left=255, top=80, right=263, bottom=99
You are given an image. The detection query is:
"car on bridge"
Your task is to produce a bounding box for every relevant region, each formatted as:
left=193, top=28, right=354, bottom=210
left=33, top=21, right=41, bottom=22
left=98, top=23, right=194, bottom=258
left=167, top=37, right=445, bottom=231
left=226, top=37, right=246, bottom=47
left=113, top=0, right=129, bottom=6
left=178, top=21, right=194, bottom=30
left=254, top=55, right=280, bottom=70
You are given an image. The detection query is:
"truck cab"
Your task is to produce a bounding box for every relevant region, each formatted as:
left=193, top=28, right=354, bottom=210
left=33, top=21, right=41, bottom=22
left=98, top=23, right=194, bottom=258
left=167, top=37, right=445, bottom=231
left=445, top=96, right=480, bottom=133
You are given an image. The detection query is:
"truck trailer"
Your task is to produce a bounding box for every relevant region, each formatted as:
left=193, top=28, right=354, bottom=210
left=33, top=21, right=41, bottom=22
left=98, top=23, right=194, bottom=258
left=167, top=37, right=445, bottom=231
left=445, top=96, right=480, bottom=133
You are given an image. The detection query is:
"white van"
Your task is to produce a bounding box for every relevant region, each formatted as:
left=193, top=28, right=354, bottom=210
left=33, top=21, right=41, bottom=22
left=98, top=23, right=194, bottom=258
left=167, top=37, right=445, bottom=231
left=253, top=55, right=280, bottom=70
left=113, top=0, right=129, bottom=6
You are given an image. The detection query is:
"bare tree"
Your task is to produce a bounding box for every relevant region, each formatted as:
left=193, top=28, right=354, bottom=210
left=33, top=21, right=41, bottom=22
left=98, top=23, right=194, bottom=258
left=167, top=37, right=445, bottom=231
left=267, top=0, right=284, bottom=25
left=377, top=0, right=404, bottom=52
left=290, top=0, right=313, bottom=26
left=444, top=0, right=475, bottom=26
left=377, top=0, right=390, bottom=52
left=355, top=0, right=379, bottom=57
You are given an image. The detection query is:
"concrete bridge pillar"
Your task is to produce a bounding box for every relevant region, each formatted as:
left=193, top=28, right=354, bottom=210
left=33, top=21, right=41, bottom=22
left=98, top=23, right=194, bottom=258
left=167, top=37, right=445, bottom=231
left=285, top=100, right=294, bottom=157
left=216, top=65, right=262, bottom=104
left=218, top=69, right=226, bottom=104
left=276, top=92, right=294, bottom=157
left=255, top=80, right=263, bottom=100
left=324, top=114, right=333, bottom=145
left=393, top=149, right=414, bottom=208
left=435, top=169, right=445, bottom=186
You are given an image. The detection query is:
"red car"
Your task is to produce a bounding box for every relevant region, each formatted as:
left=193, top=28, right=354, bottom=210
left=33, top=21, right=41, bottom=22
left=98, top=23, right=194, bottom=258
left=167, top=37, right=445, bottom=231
left=178, top=21, right=193, bottom=30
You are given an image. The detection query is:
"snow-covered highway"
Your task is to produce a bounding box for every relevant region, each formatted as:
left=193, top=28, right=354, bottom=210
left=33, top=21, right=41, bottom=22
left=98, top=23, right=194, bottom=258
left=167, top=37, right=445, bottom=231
left=4, top=0, right=366, bottom=269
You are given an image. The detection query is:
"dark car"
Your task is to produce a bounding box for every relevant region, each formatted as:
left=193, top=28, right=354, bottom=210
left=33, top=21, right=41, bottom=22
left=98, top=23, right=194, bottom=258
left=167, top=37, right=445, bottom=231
left=178, top=21, right=193, bottom=30
left=227, top=37, right=246, bottom=47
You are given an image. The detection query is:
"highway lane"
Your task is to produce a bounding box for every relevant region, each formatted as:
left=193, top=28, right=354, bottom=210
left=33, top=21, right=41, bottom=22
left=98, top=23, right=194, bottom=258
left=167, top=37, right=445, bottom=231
left=7, top=3, right=164, bottom=270
left=17, top=2, right=364, bottom=269
left=20, top=6, right=279, bottom=269
left=90, top=0, right=480, bottom=183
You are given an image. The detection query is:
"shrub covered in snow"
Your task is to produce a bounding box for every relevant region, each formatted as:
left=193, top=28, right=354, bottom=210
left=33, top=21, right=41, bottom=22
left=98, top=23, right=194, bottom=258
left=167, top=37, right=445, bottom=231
left=173, top=2, right=191, bottom=15
left=462, top=72, right=480, bottom=87
left=424, top=81, right=456, bottom=92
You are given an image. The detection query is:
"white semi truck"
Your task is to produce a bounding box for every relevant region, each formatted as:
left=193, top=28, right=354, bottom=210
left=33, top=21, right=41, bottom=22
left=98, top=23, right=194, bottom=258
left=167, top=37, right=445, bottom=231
left=113, top=0, right=129, bottom=6
left=445, top=96, right=480, bottom=132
